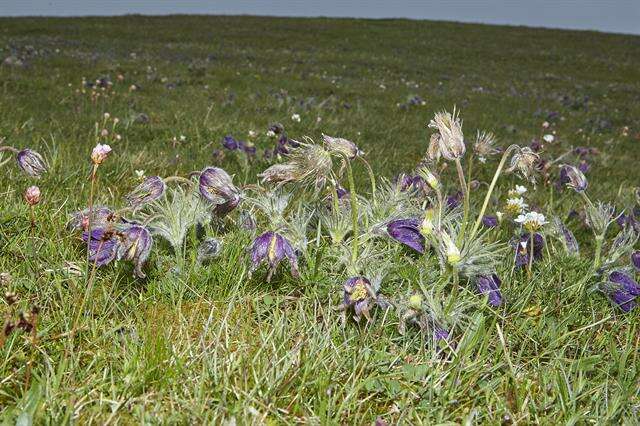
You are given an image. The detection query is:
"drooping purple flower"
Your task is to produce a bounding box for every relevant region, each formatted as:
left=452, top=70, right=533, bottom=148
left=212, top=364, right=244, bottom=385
left=117, top=224, right=153, bottom=278
left=249, top=231, right=299, bottom=282
left=475, top=274, right=503, bottom=306
left=560, top=164, right=588, bottom=192
left=342, top=276, right=376, bottom=322
left=386, top=218, right=425, bottom=253
left=600, top=271, right=640, bottom=312
left=198, top=167, right=241, bottom=216
left=513, top=233, right=544, bottom=267
left=16, top=148, right=47, bottom=177
left=632, top=251, right=640, bottom=271
left=68, top=206, right=115, bottom=231
left=82, top=228, right=120, bottom=267
left=482, top=215, right=499, bottom=228
left=397, top=173, right=429, bottom=195
left=125, top=176, right=166, bottom=209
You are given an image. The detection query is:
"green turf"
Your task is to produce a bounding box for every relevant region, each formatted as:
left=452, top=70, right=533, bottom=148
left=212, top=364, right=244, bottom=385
left=1, top=15, right=639, bottom=424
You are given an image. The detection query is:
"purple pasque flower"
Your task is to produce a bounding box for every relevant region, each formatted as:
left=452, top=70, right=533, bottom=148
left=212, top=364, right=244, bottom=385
left=512, top=232, right=544, bottom=267
left=386, top=218, right=425, bottom=253
left=198, top=167, right=241, bottom=216
left=632, top=251, right=640, bottom=271
left=433, top=327, right=450, bottom=341
left=16, top=148, right=47, bottom=177
left=475, top=274, right=503, bottom=306
left=482, top=215, right=499, bottom=228
left=397, top=173, right=429, bottom=196
left=446, top=191, right=463, bottom=210
left=600, top=271, right=640, bottom=312
left=560, top=164, right=588, bottom=192
left=249, top=231, right=299, bottom=282
left=68, top=206, right=115, bottom=231
left=117, top=224, right=153, bottom=278
left=341, top=276, right=377, bottom=322
left=82, top=228, right=120, bottom=267
left=222, top=135, right=239, bottom=150
left=125, top=176, right=166, bottom=209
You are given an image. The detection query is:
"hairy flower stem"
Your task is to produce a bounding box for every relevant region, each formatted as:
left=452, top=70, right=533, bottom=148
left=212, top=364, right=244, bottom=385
left=163, top=175, right=195, bottom=186
left=456, top=158, right=470, bottom=244
left=528, top=231, right=534, bottom=279
left=470, top=145, right=518, bottom=240
left=594, top=235, right=604, bottom=270
left=344, top=159, right=359, bottom=264
left=358, top=156, right=377, bottom=207
left=0, top=145, right=19, bottom=153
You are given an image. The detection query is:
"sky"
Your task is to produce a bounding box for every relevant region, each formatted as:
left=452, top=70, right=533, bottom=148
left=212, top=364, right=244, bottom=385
left=1, top=0, right=639, bottom=35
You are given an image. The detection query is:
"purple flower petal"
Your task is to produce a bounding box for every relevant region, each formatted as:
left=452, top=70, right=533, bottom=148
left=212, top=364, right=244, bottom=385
left=387, top=218, right=425, bottom=253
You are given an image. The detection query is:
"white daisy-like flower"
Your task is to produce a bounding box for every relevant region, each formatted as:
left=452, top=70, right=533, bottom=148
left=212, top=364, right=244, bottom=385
left=542, top=134, right=555, bottom=143
left=291, top=113, right=301, bottom=122
left=266, top=130, right=276, bottom=138
left=135, top=169, right=146, bottom=179
left=248, top=130, right=257, bottom=138
left=505, top=197, right=528, bottom=215
left=515, top=211, right=548, bottom=232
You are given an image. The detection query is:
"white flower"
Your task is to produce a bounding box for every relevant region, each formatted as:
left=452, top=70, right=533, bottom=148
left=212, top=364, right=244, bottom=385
left=266, top=130, right=276, bottom=138
left=179, top=135, right=186, bottom=142
left=91, top=143, right=112, bottom=165
left=543, top=134, right=555, bottom=143
left=135, top=169, right=146, bottom=179
left=542, top=121, right=550, bottom=129
left=248, top=130, right=257, bottom=138
left=291, top=113, right=301, bottom=122
left=509, top=185, right=527, bottom=197
left=515, top=211, right=548, bottom=232
left=505, top=197, right=527, bottom=215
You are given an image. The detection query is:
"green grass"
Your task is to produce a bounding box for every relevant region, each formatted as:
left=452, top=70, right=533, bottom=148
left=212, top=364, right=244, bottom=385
left=1, top=15, right=639, bottom=424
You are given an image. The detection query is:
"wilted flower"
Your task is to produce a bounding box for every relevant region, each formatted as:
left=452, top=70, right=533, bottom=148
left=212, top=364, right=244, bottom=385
left=117, top=224, right=153, bottom=278
left=513, top=233, right=544, bottom=267
left=387, top=218, right=425, bottom=253
left=198, top=167, right=241, bottom=216
left=475, top=274, right=503, bottom=306
left=507, top=146, right=539, bottom=182
left=91, top=143, right=112, bottom=165
left=24, top=185, right=41, bottom=206
left=258, top=163, right=298, bottom=184
left=197, top=237, right=223, bottom=264
left=473, top=130, right=498, bottom=162
left=16, top=149, right=47, bottom=177
left=68, top=206, right=114, bottom=231
left=515, top=212, right=548, bottom=232
left=505, top=197, right=527, bottom=215
left=338, top=276, right=378, bottom=322
left=600, top=271, right=640, bottom=312
left=322, top=134, right=362, bottom=159
left=249, top=231, right=299, bottom=282
left=440, top=231, right=461, bottom=266
left=82, top=228, right=120, bottom=267
left=428, top=108, right=465, bottom=161
left=560, top=164, right=588, bottom=192
left=126, top=176, right=166, bottom=209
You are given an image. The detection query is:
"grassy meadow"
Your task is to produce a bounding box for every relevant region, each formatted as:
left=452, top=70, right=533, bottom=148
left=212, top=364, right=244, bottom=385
left=1, top=15, right=640, bottom=424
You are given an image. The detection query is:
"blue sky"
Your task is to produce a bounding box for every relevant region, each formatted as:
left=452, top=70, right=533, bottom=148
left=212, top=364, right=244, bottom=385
left=2, top=0, right=639, bottom=35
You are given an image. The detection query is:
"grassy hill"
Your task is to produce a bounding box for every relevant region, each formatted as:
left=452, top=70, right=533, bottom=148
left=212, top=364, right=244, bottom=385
left=0, top=15, right=639, bottom=423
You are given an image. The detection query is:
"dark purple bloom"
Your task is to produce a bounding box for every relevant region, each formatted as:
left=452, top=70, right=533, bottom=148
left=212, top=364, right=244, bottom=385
left=560, top=165, right=588, bottom=192
left=16, top=148, right=47, bottom=177
left=529, top=139, right=542, bottom=152
left=117, top=224, right=153, bottom=278
left=609, top=271, right=640, bottom=296
left=82, top=228, right=119, bottom=267
left=222, top=135, right=239, bottom=150
left=513, top=233, right=544, bottom=267
left=125, top=176, right=166, bottom=209
left=578, top=160, right=590, bottom=173
left=387, top=218, right=425, bottom=253
left=68, top=206, right=114, bottom=231
left=342, top=276, right=376, bottom=322
left=398, top=174, right=429, bottom=195
left=446, top=191, right=463, bottom=210
left=336, top=186, right=349, bottom=199
left=198, top=167, right=241, bottom=216
left=433, top=327, right=450, bottom=341
left=249, top=231, right=299, bottom=282
left=600, top=271, right=640, bottom=313
left=609, top=290, right=636, bottom=312
left=476, top=274, right=503, bottom=306
left=632, top=251, right=640, bottom=271
left=555, top=219, right=579, bottom=255
left=482, top=215, right=499, bottom=228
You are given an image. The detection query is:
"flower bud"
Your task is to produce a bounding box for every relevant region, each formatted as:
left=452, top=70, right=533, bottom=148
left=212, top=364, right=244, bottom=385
left=198, top=167, right=241, bottom=216
left=560, top=164, right=588, bottom=192
left=24, top=185, right=41, bottom=206
left=16, top=149, right=47, bottom=177
left=408, top=294, right=423, bottom=310
left=125, top=176, right=166, bottom=209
